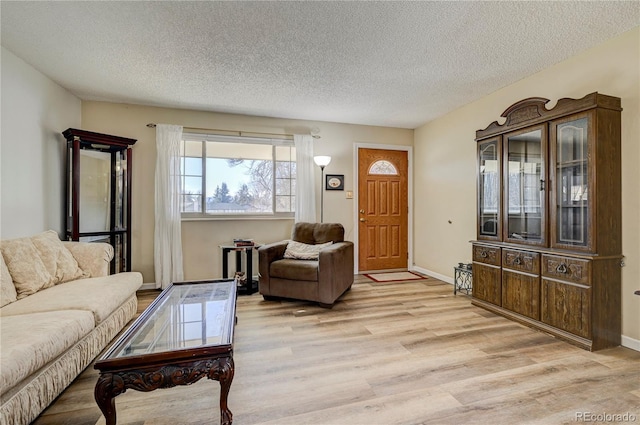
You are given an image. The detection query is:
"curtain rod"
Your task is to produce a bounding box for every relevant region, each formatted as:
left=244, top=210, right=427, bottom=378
left=146, top=123, right=320, bottom=139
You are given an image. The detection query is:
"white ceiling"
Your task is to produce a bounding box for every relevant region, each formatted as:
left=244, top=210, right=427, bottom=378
left=1, top=1, right=639, bottom=129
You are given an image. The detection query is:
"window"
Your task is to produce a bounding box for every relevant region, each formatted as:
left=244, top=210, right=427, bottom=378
left=179, top=133, right=296, bottom=217
left=369, top=160, right=398, bottom=175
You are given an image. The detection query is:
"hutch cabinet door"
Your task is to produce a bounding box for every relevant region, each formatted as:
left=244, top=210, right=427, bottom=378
left=477, top=138, right=501, bottom=240
left=502, top=125, right=547, bottom=247
left=541, top=279, right=591, bottom=339
left=472, top=244, right=502, bottom=306
left=501, top=248, right=541, bottom=320
left=502, top=271, right=540, bottom=320
left=473, top=264, right=501, bottom=306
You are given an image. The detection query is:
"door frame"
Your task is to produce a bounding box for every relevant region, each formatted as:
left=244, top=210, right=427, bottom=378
left=353, top=143, right=413, bottom=274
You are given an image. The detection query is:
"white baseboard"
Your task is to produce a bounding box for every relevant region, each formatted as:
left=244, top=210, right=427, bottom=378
left=411, top=266, right=454, bottom=285
left=621, top=335, right=640, bottom=352
left=139, top=283, right=157, bottom=291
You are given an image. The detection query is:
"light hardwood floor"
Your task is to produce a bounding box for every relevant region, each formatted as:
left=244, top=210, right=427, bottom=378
left=33, top=274, right=640, bottom=425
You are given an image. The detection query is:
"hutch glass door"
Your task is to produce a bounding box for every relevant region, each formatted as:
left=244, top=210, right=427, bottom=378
left=552, top=116, right=590, bottom=249
left=478, top=138, right=500, bottom=239
left=503, top=126, right=546, bottom=245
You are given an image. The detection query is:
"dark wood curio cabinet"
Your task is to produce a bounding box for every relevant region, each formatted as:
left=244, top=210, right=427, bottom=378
left=62, top=128, right=137, bottom=274
left=472, top=93, right=622, bottom=351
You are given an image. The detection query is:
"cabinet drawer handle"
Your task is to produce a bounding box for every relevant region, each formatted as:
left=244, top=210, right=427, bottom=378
left=480, top=250, right=488, bottom=258
left=514, top=256, right=522, bottom=265
left=556, top=263, right=567, bottom=274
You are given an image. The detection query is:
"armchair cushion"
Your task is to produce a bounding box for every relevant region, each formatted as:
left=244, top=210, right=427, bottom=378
left=283, top=240, right=333, bottom=260
left=270, top=259, right=319, bottom=281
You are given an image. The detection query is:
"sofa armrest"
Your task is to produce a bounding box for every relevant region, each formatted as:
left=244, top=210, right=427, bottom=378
left=62, top=242, right=114, bottom=277
left=258, top=241, right=288, bottom=294
left=318, top=241, right=354, bottom=303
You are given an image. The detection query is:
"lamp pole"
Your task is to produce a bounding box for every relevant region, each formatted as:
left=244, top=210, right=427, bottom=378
left=319, top=164, right=325, bottom=223
left=313, top=156, right=332, bottom=223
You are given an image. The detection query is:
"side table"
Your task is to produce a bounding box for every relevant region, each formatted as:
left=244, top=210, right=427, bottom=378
left=454, top=264, right=472, bottom=296
left=220, top=244, right=260, bottom=295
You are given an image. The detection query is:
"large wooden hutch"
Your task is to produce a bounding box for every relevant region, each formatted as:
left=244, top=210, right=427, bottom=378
left=472, top=93, right=622, bottom=351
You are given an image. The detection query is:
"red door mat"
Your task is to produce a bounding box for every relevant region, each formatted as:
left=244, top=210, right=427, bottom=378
left=364, top=271, right=427, bottom=282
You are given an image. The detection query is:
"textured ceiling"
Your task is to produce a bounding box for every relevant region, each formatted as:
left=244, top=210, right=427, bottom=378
left=1, top=1, right=639, bottom=129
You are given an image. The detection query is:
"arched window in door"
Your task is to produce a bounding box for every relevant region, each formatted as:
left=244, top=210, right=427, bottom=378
left=368, top=160, right=398, bottom=175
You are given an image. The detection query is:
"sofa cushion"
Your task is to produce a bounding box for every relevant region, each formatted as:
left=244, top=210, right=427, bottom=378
left=270, top=259, right=319, bottom=281
left=31, top=230, right=89, bottom=284
left=0, top=310, right=95, bottom=395
left=283, top=240, right=333, bottom=260
left=0, top=237, right=54, bottom=299
left=0, top=254, right=17, bottom=307
left=0, top=272, right=143, bottom=324
left=62, top=241, right=113, bottom=278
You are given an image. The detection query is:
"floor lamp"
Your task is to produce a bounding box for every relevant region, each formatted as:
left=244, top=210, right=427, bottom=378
left=313, top=155, right=331, bottom=223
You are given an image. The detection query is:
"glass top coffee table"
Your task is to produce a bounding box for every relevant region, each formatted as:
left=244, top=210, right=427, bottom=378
left=94, top=279, right=237, bottom=425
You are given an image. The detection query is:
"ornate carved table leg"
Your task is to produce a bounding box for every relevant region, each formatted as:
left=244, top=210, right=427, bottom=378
left=95, top=373, right=125, bottom=425
left=210, top=356, right=235, bottom=425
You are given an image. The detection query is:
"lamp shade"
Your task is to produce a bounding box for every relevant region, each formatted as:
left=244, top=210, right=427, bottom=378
left=313, top=155, right=332, bottom=167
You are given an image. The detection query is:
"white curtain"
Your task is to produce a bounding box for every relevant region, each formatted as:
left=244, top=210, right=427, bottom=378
left=294, top=134, right=316, bottom=222
left=154, top=124, right=184, bottom=289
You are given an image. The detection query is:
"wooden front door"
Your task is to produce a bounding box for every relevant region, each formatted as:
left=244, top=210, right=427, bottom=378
left=358, top=148, right=408, bottom=271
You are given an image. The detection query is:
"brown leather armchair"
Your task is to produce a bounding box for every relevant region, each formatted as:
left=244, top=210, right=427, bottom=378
left=258, top=222, right=354, bottom=308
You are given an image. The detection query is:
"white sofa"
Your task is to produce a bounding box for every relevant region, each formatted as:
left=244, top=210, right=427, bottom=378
left=0, top=231, right=143, bottom=425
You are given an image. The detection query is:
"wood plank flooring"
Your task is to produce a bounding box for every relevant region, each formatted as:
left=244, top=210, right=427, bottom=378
left=32, top=275, right=640, bottom=425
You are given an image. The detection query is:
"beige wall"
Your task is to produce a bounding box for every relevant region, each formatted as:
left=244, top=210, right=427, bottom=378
left=413, top=27, right=640, bottom=346
left=0, top=47, right=82, bottom=240
left=81, top=102, right=413, bottom=282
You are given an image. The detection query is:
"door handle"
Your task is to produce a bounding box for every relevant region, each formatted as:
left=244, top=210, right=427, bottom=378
left=360, top=218, right=366, bottom=222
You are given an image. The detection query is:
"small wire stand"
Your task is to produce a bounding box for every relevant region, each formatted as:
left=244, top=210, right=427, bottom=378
left=454, top=263, right=473, bottom=296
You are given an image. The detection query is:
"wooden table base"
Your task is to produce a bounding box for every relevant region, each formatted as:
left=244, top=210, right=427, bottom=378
left=95, top=356, right=234, bottom=425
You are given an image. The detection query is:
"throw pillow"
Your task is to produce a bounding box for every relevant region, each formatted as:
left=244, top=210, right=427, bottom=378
left=31, top=230, right=89, bottom=284
left=0, top=253, right=17, bottom=307
left=283, top=240, right=333, bottom=260
left=1, top=237, right=54, bottom=299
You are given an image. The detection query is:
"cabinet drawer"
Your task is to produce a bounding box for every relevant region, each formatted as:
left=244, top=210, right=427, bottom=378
left=541, top=255, right=591, bottom=286
left=473, top=245, right=501, bottom=266
left=503, top=249, right=540, bottom=274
